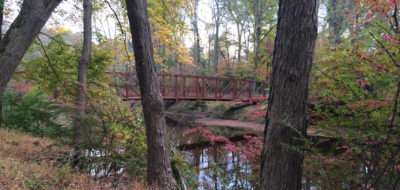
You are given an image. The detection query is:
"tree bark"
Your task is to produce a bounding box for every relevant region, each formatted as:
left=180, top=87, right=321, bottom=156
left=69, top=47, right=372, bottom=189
left=237, top=23, right=242, bottom=64
left=327, top=0, right=344, bottom=48
left=213, top=0, right=220, bottom=75
left=0, top=0, right=62, bottom=124
left=73, top=0, right=92, bottom=149
left=259, top=0, right=318, bottom=189
left=192, top=0, right=202, bottom=70
left=252, top=0, right=262, bottom=91
left=0, top=0, right=4, bottom=43
left=245, top=29, right=250, bottom=79
left=0, top=0, right=4, bottom=124
left=125, top=0, right=178, bottom=189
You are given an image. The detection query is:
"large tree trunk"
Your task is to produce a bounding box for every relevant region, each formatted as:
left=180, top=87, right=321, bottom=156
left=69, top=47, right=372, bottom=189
left=125, top=0, right=178, bottom=189
left=259, top=0, right=318, bottom=189
left=73, top=0, right=92, bottom=149
left=213, top=0, right=220, bottom=75
left=0, top=0, right=62, bottom=124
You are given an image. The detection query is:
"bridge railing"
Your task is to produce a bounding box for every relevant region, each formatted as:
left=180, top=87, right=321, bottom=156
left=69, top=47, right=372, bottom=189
left=108, top=72, right=268, bottom=101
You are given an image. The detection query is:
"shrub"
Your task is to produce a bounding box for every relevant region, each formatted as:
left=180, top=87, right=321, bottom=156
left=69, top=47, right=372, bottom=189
left=1, top=88, right=69, bottom=137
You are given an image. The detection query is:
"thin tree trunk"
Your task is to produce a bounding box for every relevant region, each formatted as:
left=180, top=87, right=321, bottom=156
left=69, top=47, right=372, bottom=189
left=252, top=0, right=262, bottom=91
left=125, top=0, right=178, bottom=189
left=245, top=31, right=250, bottom=79
left=328, top=0, right=344, bottom=48
left=0, top=0, right=4, bottom=43
left=208, top=36, right=212, bottom=69
left=259, top=0, right=318, bottom=189
left=237, top=23, right=242, bottom=64
left=213, top=0, right=220, bottom=75
left=73, top=0, right=92, bottom=149
left=0, top=0, right=4, bottom=123
left=0, top=0, right=62, bottom=124
left=192, top=0, right=202, bottom=70
left=225, top=22, right=230, bottom=61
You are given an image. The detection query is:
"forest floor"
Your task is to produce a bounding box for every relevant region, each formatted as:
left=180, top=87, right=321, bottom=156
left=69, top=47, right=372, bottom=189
left=0, top=129, right=148, bottom=190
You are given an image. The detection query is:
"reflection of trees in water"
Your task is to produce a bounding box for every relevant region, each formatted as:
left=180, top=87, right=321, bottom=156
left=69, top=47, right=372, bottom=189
left=183, top=142, right=259, bottom=189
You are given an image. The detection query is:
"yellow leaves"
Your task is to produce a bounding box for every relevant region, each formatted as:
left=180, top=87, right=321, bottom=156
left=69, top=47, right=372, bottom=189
left=176, top=45, right=194, bottom=66
left=44, top=26, right=71, bottom=35
left=146, top=0, right=194, bottom=69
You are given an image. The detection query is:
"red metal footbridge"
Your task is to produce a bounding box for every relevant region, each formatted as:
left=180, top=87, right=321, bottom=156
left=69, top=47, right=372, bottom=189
left=12, top=72, right=268, bottom=101
left=108, top=72, right=268, bottom=101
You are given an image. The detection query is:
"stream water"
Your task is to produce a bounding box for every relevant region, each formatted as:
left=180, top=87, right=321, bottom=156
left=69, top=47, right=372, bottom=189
left=181, top=143, right=259, bottom=190
left=171, top=123, right=261, bottom=190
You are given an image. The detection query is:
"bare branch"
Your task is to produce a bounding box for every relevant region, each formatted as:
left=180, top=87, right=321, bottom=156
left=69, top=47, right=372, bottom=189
left=103, top=0, right=133, bottom=66
left=37, top=37, right=63, bottom=83
left=368, top=31, right=399, bottom=67
left=39, top=32, right=76, bottom=49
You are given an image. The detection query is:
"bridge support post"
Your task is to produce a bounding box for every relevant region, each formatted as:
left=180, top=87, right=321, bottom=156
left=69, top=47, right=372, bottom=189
left=196, top=76, right=199, bottom=99
left=125, top=72, right=129, bottom=98
left=162, top=75, right=165, bottom=96
left=233, top=80, right=237, bottom=99
left=175, top=75, right=178, bottom=100
left=183, top=76, right=186, bottom=97
left=249, top=81, right=252, bottom=101
left=215, top=78, right=218, bottom=99
left=263, top=81, right=267, bottom=98
left=202, top=78, right=205, bottom=97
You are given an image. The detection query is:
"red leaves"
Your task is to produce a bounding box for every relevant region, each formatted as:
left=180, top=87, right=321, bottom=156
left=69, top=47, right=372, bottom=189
left=307, top=112, right=327, bottom=125
left=182, top=127, right=263, bottom=168
left=265, top=41, right=274, bottom=52
left=348, top=100, right=387, bottom=110
left=182, top=126, right=233, bottom=146
left=389, top=0, right=399, bottom=6
left=377, top=64, right=387, bottom=69
left=360, top=53, right=373, bottom=62
left=254, top=70, right=271, bottom=78
left=336, top=145, right=350, bottom=150
left=382, top=34, right=394, bottom=41
left=249, top=112, right=266, bottom=119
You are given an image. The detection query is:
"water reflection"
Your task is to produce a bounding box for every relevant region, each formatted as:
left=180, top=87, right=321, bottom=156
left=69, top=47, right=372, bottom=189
left=182, top=143, right=259, bottom=190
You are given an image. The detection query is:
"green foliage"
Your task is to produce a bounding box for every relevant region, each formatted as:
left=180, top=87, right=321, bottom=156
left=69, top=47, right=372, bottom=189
left=22, top=171, right=53, bottom=190
left=69, top=91, right=148, bottom=179
left=170, top=147, right=199, bottom=189
left=1, top=88, right=69, bottom=138
left=305, top=1, right=400, bottom=188
left=18, top=33, right=111, bottom=100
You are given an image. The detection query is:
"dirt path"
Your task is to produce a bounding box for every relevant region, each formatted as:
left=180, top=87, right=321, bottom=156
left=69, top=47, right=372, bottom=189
left=195, top=117, right=319, bottom=135
left=194, top=118, right=264, bottom=131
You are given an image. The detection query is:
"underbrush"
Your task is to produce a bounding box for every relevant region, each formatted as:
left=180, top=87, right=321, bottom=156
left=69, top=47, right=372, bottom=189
left=0, top=129, right=148, bottom=189
left=1, top=88, right=195, bottom=189
left=2, top=89, right=70, bottom=138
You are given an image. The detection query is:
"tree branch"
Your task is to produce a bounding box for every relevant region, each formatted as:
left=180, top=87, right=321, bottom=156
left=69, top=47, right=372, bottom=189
left=368, top=31, right=399, bottom=67
left=39, top=32, right=76, bottom=49
left=103, top=0, right=133, bottom=66
left=37, top=37, right=62, bottom=83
